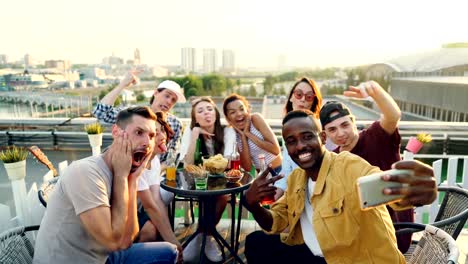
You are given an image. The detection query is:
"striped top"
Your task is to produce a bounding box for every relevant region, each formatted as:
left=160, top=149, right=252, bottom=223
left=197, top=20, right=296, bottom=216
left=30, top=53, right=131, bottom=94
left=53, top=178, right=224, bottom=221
left=236, top=122, right=278, bottom=169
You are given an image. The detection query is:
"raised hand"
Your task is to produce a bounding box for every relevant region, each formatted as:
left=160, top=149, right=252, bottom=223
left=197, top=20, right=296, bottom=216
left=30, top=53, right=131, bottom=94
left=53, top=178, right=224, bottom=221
left=344, top=81, right=382, bottom=99
left=243, top=115, right=251, bottom=134
left=192, top=126, right=214, bottom=139
left=383, top=160, right=437, bottom=207
left=111, top=130, right=132, bottom=178
left=120, top=68, right=144, bottom=88
left=245, top=168, right=283, bottom=207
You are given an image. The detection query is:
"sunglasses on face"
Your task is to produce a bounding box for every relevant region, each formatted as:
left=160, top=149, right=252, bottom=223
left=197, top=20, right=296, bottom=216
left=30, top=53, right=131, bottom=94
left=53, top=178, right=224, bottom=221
left=293, top=90, right=315, bottom=102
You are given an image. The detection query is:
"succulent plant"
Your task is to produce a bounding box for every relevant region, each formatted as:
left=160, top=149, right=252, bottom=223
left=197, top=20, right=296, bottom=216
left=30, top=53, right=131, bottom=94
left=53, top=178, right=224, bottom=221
left=416, top=133, right=432, bottom=144
left=84, top=122, right=104, bottom=134
left=0, top=146, right=29, bottom=163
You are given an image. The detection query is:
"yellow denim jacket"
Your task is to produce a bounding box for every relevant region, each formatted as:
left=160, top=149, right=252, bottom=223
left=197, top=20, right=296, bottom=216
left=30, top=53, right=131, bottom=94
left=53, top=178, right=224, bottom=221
left=268, top=151, right=406, bottom=264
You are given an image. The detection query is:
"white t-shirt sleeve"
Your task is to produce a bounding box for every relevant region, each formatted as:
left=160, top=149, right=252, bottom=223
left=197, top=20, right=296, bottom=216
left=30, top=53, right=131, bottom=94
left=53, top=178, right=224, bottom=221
left=147, top=157, right=161, bottom=185
left=179, top=126, right=192, bottom=162
left=223, top=127, right=237, bottom=156
left=137, top=171, right=150, bottom=191
left=137, top=157, right=161, bottom=190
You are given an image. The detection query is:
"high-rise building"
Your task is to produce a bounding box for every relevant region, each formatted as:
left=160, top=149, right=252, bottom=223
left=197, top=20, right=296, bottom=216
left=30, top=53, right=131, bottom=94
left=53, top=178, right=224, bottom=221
left=134, top=48, right=141, bottom=65
left=181, top=47, right=196, bottom=73
left=222, top=49, right=235, bottom=73
left=203, top=48, right=217, bottom=73
left=24, top=54, right=32, bottom=68
left=0, top=54, right=8, bottom=65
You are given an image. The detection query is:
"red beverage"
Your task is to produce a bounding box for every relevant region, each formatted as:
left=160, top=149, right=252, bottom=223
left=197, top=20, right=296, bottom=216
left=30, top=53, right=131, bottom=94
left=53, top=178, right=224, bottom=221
left=258, top=153, right=274, bottom=206
left=231, top=159, right=241, bottom=170
left=261, top=193, right=275, bottom=206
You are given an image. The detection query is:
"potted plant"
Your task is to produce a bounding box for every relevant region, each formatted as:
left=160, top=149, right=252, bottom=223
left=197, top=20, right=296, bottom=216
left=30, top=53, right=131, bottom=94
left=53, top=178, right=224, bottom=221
left=85, top=122, right=104, bottom=147
left=0, top=146, right=29, bottom=181
left=406, top=132, right=432, bottom=154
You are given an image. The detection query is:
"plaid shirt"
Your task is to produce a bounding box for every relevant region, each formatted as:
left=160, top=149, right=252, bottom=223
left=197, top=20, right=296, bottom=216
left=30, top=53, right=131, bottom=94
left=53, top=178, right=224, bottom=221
left=92, top=103, right=182, bottom=162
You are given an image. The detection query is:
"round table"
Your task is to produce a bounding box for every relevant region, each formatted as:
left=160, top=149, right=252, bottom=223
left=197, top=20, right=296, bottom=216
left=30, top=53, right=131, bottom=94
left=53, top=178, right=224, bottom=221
left=160, top=170, right=253, bottom=264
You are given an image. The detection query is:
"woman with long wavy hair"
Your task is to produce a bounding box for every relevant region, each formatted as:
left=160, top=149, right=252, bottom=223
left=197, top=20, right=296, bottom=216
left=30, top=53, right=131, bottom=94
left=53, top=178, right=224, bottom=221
left=276, top=77, right=324, bottom=199
left=179, top=97, right=236, bottom=263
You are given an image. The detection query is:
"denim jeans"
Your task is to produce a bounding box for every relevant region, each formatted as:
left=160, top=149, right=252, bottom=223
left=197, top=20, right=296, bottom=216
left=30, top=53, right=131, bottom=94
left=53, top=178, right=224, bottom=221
left=106, top=242, right=178, bottom=264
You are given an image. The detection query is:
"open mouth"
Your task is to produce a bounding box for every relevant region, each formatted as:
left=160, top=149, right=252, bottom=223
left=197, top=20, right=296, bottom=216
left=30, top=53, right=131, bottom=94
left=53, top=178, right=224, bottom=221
left=132, top=150, right=149, bottom=169
left=235, top=117, right=245, bottom=127
left=160, top=105, right=168, bottom=111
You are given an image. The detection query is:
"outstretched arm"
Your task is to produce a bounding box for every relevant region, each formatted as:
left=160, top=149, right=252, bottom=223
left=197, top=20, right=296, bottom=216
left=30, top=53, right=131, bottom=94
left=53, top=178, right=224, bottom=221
left=344, top=81, right=401, bottom=135
left=101, top=69, right=142, bottom=106
left=138, top=188, right=182, bottom=250
left=385, top=160, right=437, bottom=208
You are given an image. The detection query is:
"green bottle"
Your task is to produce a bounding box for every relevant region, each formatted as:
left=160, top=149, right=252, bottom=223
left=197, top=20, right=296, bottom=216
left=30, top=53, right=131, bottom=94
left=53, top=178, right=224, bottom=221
left=194, top=138, right=202, bottom=165
left=250, top=164, right=257, bottom=178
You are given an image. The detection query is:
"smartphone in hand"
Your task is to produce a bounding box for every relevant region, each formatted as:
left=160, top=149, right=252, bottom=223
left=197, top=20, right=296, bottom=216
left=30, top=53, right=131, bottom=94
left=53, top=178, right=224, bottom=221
left=357, top=169, right=412, bottom=210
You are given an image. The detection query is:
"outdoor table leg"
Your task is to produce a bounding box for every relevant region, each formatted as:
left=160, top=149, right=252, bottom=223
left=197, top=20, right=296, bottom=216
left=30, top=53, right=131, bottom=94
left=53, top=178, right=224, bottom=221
left=170, top=198, right=176, bottom=230
left=195, top=196, right=244, bottom=264
left=230, top=193, right=236, bottom=251
left=235, top=191, right=244, bottom=255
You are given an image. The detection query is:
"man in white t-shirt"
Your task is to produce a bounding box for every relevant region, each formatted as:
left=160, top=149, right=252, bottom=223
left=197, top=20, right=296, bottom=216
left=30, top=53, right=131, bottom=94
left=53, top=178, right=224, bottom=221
left=34, top=106, right=178, bottom=264
left=136, top=111, right=183, bottom=262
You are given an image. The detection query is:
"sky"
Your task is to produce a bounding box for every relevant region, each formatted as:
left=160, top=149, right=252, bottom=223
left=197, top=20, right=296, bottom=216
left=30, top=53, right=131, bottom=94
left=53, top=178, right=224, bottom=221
left=1, top=0, right=468, bottom=68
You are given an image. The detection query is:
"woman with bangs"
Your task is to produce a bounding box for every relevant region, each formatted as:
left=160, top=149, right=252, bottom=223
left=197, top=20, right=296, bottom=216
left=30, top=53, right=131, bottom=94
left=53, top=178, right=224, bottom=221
left=179, top=97, right=236, bottom=263
left=276, top=77, right=324, bottom=199
left=222, top=94, right=282, bottom=177
left=136, top=111, right=183, bottom=262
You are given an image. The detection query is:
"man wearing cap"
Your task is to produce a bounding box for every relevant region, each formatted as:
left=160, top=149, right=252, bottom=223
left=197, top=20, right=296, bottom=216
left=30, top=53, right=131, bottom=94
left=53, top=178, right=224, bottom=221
left=319, top=80, right=413, bottom=253
left=93, top=70, right=186, bottom=163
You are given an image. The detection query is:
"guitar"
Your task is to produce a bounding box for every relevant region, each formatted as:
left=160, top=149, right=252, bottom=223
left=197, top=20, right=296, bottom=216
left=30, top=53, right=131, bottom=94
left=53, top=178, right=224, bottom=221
left=28, top=146, right=58, bottom=177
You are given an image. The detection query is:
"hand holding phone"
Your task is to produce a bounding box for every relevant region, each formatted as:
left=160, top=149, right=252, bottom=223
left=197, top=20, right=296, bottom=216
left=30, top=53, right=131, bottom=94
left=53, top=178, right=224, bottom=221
left=357, top=169, right=413, bottom=210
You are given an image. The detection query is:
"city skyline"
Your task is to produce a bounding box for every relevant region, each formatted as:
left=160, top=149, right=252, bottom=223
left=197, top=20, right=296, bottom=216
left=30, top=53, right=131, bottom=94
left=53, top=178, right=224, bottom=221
left=1, top=0, right=468, bottom=68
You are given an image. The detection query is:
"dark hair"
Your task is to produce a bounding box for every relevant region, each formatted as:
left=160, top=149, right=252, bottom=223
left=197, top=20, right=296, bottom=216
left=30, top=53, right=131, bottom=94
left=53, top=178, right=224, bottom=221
left=149, top=88, right=164, bottom=105
left=191, top=97, right=225, bottom=156
left=116, top=106, right=156, bottom=128
left=319, top=101, right=355, bottom=128
left=282, top=109, right=322, bottom=131
left=284, top=77, right=322, bottom=117
left=154, top=111, right=174, bottom=139
left=222, top=93, right=250, bottom=118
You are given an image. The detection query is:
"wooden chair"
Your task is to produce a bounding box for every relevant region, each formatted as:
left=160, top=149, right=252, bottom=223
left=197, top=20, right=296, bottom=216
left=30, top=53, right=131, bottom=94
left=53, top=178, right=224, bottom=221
left=0, top=225, right=39, bottom=264
left=395, top=223, right=459, bottom=264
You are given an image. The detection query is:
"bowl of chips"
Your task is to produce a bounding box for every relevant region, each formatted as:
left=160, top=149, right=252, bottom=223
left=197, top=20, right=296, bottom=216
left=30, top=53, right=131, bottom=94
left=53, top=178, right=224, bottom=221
left=224, top=169, right=243, bottom=183
left=202, top=154, right=229, bottom=174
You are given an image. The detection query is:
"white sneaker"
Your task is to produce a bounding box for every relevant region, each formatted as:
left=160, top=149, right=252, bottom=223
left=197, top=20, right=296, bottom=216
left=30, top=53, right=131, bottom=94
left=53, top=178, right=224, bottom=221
left=205, top=236, right=223, bottom=262
left=183, top=233, right=201, bottom=263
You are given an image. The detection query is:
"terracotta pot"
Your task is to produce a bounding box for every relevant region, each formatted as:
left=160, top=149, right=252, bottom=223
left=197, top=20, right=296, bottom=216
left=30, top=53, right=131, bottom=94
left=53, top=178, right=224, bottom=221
left=4, top=160, right=27, bottom=181
left=88, top=133, right=103, bottom=147
left=406, top=137, right=424, bottom=154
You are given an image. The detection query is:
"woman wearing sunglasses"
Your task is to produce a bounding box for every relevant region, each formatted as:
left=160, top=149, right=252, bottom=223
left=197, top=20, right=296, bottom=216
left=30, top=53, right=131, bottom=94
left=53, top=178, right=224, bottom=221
left=276, top=77, right=324, bottom=200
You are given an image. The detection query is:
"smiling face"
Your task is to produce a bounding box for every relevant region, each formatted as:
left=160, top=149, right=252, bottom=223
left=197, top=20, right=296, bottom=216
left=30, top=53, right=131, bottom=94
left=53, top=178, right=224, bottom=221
left=193, top=101, right=217, bottom=129
left=289, top=81, right=315, bottom=111
left=151, top=89, right=178, bottom=113
left=323, top=114, right=359, bottom=150
left=225, top=99, right=250, bottom=130
left=282, top=116, right=325, bottom=175
left=116, top=115, right=156, bottom=172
